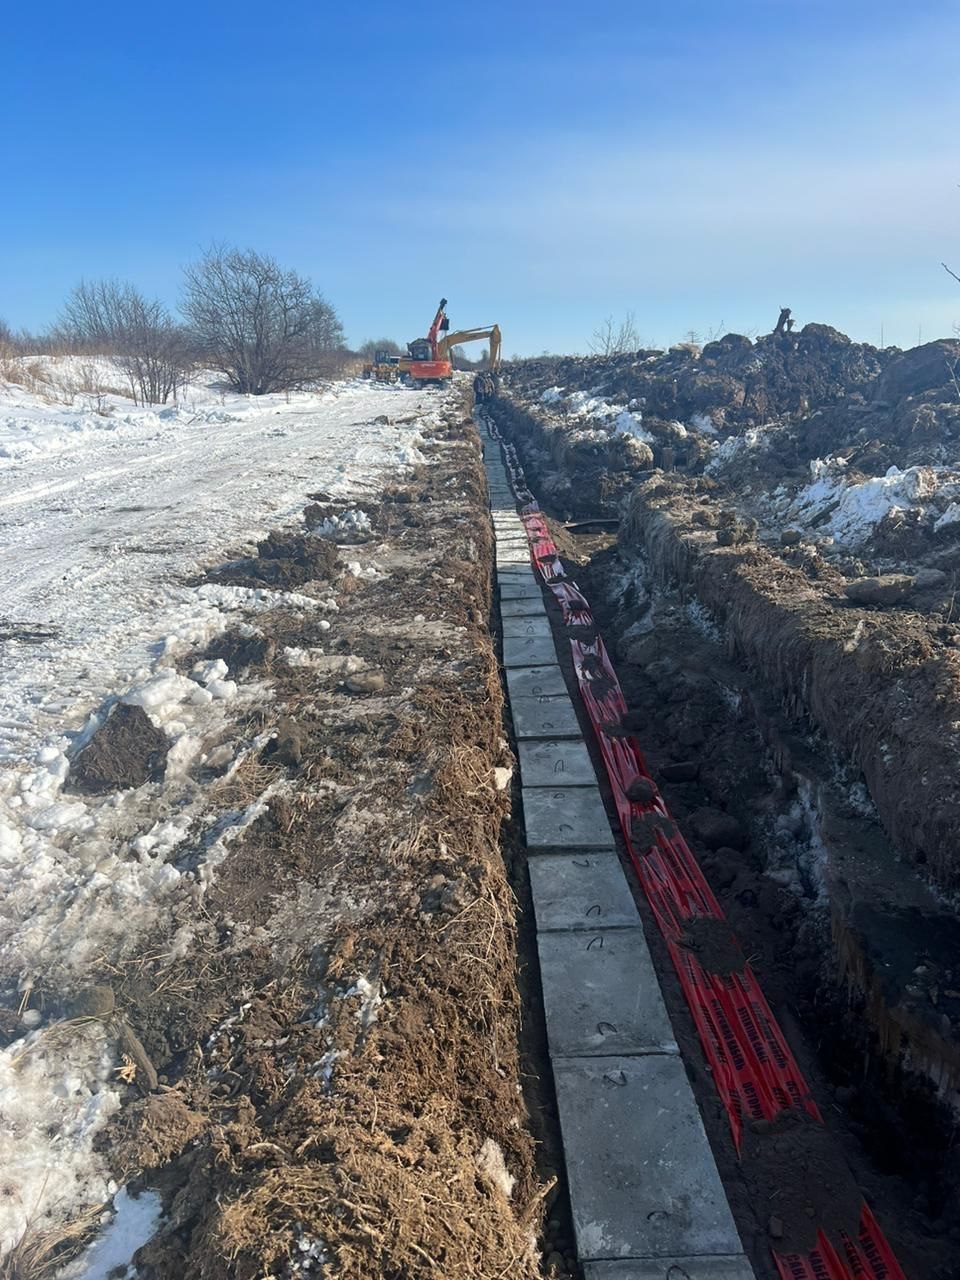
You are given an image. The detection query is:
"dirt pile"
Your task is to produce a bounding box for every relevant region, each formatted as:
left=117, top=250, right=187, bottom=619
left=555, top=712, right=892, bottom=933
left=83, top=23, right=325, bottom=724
left=208, top=529, right=340, bottom=590
left=498, top=329, right=960, bottom=570
left=68, top=703, right=168, bottom=793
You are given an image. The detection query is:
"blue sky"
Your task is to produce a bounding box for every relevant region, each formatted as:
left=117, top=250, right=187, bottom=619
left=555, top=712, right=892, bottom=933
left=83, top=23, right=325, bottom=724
left=3, top=0, right=959, bottom=354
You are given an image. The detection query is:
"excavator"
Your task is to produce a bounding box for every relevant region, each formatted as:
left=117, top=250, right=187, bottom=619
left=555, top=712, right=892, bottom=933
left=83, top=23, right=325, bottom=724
left=403, top=297, right=453, bottom=385
left=439, top=324, right=501, bottom=371
left=401, top=299, right=502, bottom=386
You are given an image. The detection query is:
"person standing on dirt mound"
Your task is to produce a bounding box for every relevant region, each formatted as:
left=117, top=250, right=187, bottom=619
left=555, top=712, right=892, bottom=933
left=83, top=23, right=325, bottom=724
left=473, top=372, right=487, bottom=402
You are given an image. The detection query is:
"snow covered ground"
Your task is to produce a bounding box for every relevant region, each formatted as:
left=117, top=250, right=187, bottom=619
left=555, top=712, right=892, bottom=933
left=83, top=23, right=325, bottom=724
left=0, top=364, right=446, bottom=1263
left=0, top=369, right=435, bottom=764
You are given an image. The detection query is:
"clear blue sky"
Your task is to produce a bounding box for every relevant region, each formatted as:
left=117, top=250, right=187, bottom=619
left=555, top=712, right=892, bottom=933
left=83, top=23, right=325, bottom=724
left=3, top=0, right=959, bottom=354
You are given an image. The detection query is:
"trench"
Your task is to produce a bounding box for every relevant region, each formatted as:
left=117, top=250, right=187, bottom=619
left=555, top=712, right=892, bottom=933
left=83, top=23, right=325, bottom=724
left=486, top=394, right=960, bottom=1280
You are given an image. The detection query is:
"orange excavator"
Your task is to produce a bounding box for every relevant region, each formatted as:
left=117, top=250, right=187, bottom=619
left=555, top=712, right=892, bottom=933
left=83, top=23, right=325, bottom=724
left=403, top=297, right=453, bottom=385
left=402, top=299, right=502, bottom=386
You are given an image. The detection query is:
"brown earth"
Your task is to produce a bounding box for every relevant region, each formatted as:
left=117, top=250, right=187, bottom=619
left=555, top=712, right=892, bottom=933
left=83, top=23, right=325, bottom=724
left=619, top=473, right=960, bottom=893
left=67, top=703, right=169, bottom=794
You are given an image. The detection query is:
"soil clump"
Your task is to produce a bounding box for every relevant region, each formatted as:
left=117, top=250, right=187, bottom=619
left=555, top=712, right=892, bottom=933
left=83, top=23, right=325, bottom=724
left=68, top=703, right=168, bottom=793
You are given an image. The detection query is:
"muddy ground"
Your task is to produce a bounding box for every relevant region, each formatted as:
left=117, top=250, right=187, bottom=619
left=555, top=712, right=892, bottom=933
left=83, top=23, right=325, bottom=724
left=8, top=404, right=566, bottom=1280
left=485, top=380, right=960, bottom=1280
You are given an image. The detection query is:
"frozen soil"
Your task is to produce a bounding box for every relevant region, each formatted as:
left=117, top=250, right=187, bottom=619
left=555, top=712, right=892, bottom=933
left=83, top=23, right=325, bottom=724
left=5, top=408, right=550, bottom=1278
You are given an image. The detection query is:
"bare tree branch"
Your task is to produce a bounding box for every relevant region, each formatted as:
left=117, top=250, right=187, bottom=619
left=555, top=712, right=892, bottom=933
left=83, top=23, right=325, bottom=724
left=588, top=311, right=641, bottom=357
left=57, top=279, right=191, bottom=404
left=942, top=261, right=960, bottom=286
left=181, top=246, right=344, bottom=394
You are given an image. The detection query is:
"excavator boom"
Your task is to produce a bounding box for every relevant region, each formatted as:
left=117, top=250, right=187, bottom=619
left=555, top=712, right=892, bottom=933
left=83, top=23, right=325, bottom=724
left=438, top=325, right=502, bottom=369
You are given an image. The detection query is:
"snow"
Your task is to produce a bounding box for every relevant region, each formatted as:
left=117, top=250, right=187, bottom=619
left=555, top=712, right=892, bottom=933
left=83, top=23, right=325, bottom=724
left=0, top=362, right=447, bottom=1261
left=935, top=501, right=960, bottom=531
left=705, top=424, right=772, bottom=473
left=539, top=384, right=653, bottom=443
left=311, top=506, right=373, bottom=539
left=0, top=1020, right=120, bottom=1259
left=781, top=460, right=947, bottom=546
left=62, top=1187, right=162, bottom=1280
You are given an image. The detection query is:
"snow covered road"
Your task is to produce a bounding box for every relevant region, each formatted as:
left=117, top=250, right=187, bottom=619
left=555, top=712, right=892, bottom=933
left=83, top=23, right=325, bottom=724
left=0, top=376, right=436, bottom=762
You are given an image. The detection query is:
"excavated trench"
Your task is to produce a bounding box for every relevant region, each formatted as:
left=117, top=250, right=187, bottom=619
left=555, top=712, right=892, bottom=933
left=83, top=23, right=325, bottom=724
left=486, top=392, right=960, bottom=1280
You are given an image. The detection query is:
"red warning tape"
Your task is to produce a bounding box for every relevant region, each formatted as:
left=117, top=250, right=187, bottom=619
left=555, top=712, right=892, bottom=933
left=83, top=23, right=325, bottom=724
left=487, top=427, right=907, bottom=1280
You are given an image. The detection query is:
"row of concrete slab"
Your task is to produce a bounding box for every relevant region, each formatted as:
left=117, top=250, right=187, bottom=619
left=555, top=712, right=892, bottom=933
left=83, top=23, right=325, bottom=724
left=481, top=427, right=755, bottom=1280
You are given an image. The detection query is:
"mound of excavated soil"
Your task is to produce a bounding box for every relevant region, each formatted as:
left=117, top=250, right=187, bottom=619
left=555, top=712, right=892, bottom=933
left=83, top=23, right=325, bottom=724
left=209, top=530, right=340, bottom=590
left=203, top=628, right=275, bottom=674
left=68, top=703, right=168, bottom=794
left=740, top=1109, right=864, bottom=1256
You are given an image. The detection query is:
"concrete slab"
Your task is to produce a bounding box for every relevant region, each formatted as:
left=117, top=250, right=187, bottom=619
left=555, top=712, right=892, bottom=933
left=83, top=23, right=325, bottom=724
left=502, top=616, right=553, bottom=640
left=511, top=695, right=581, bottom=739
left=496, top=551, right=533, bottom=567
left=522, top=785, right=615, bottom=848
left=504, top=664, right=567, bottom=699
left=584, top=1259, right=755, bottom=1280
left=500, top=596, right=547, bottom=618
left=498, top=579, right=542, bottom=600
left=537, top=929, right=677, bottom=1057
left=517, top=737, right=595, bottom=787
left=528, top=852, right=641, bottom=931
left=553, top=1054, right=743, bottom=1262
left=503, top=634, right=559, bottom=667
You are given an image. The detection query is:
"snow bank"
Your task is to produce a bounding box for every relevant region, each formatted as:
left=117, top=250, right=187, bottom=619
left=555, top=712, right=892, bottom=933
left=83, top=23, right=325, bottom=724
left=539, top=384, right=653, bottom=443
left=781, top=460, right=957, bottom=546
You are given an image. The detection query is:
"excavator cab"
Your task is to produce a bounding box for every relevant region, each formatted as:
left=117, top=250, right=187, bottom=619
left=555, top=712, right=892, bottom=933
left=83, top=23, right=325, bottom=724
left=407, top=338, right=433, bottom=362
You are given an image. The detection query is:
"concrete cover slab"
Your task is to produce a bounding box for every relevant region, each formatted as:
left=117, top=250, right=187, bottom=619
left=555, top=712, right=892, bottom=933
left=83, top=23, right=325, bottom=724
left=518, top=737, right=595, bottom=787
left=503, top=634, right=559, bottom=667
left=502, top=616, right=553, bottom=640
left=553, top=1054, right=742, bottom=1261
left=510, top=695, right=581, bottom=739
left=497, top=551, right=533, bottom=567
left=528, top=852, right=641, bottom=931
left=537, top=929, right=677, bottom=1057
left=584, top=1259, right=754, bottom=1280
left=500, top=596, right=546, bottom=618
left=522, top=785, right=615, bottom=848
left=504, top=665, right=567, bottom=699
left=498, top=579, right=542, bottom=600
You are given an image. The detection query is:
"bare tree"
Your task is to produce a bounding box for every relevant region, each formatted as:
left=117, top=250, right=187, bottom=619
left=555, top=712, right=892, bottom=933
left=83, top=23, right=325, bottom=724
left=588, top=311, right=641, bottom=357
left=58, top=279, right=191, bottom=404
left=943, top=261, right=960, bottom=286
left=181, top=246, right=344, bottom=394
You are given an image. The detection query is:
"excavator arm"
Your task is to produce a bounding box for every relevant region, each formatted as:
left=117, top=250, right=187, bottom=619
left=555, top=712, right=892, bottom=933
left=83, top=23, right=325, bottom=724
left=438, top=325, right=502, bottom=369
left=426, top=298, right=450, bottom=355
